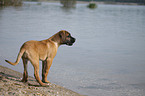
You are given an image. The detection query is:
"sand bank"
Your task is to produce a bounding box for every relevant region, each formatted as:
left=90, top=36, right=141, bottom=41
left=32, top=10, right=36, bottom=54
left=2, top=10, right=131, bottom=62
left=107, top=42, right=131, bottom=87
left=0, top=65, right=82, bottom=96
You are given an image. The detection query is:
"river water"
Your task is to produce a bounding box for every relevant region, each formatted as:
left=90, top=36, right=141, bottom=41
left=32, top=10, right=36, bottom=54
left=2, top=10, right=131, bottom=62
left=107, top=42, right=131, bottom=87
left=0, top=2, right=145, bottom=96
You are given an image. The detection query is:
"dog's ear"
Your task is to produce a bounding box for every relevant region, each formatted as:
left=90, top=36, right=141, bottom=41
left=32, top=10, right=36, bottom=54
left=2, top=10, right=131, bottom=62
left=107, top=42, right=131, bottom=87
left=59, top=32, right=62, bottom=38
left=59, top=30, right=65, bottom=39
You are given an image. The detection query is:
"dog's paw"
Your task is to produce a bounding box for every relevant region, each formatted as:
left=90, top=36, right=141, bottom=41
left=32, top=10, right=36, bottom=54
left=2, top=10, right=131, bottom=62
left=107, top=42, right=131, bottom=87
left=42, top=80, right=50, bottom=83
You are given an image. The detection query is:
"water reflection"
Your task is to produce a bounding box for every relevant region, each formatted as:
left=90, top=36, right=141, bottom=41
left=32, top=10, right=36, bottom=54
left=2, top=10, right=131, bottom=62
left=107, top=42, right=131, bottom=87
left=61, top=6, right=76, bottom=13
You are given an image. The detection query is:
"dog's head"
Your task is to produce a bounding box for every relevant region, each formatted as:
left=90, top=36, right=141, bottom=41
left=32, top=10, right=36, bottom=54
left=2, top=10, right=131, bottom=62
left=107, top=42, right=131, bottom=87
left=59, top=30, right=76, bottom=46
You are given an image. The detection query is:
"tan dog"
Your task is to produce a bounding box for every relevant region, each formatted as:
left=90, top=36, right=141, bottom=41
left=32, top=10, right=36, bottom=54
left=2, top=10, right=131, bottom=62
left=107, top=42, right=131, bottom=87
left=5, top=30, right=76, bottom=86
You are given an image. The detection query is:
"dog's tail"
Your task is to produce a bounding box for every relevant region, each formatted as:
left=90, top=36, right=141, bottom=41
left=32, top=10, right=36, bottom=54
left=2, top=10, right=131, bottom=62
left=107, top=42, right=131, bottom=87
left=5, top=47, right=25, bottom=66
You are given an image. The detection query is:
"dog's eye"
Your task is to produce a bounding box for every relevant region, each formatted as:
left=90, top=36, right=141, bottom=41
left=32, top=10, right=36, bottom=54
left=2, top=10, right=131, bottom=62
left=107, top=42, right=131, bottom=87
left=67, top=35, right=70, bottom=37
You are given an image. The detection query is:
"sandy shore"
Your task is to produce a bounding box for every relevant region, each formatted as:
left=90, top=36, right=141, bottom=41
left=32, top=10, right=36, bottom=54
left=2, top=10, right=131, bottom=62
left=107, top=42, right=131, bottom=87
left=0, top=65, right=82, bottom=96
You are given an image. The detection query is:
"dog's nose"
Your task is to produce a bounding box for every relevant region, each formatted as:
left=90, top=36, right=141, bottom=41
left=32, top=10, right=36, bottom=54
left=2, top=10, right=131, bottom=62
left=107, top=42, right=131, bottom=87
left=72, top=37, right=76, bottom=43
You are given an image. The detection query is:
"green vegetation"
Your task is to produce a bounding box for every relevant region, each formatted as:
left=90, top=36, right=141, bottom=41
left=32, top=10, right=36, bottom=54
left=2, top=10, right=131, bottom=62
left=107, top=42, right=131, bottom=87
left=1, top=0, right=144, bottom=7
left=87, top=3, right=97, bottom=9
left=60, top=0, right=76, bottom=8
left=0, top=0, right=22, bottom=6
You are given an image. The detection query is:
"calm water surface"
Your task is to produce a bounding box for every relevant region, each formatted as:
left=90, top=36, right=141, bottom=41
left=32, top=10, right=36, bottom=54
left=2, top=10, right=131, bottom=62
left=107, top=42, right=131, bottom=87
left=0, top=2, right=145, bottom=96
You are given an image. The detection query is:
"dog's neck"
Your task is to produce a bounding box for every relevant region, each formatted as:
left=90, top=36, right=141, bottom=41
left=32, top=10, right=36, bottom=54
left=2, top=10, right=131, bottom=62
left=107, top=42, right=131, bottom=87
left=53, top=41, right=59, bottom=49
left=49, top=34, right=61, bottom=47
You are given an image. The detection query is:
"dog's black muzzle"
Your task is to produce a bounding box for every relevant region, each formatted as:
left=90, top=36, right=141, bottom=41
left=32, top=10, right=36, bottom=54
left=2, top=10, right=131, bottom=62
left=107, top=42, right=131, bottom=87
left=66, top=37, right=76, bottom=46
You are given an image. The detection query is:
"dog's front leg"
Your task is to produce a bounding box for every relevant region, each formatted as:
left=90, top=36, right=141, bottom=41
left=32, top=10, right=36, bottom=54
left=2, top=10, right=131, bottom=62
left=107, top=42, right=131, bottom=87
left=30, top=59, right=48, bottom=86
left=42, top=58, right=53, bottom=83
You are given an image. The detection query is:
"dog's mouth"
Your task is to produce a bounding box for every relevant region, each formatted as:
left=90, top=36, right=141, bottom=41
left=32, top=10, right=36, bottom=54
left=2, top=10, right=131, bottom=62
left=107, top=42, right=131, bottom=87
left=66, top=37, right=76, bottom=46
left=66, top=42, right=73, bottom=46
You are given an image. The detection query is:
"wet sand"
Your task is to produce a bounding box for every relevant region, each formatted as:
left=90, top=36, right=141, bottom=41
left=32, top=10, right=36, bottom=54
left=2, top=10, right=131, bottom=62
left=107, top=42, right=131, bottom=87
left=0, top=65, right=82, bottom=96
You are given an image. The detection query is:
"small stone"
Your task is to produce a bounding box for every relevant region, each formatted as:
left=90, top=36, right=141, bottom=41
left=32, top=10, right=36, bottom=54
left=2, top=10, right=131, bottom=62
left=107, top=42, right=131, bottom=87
left=8, top=92, right=15, bottom=95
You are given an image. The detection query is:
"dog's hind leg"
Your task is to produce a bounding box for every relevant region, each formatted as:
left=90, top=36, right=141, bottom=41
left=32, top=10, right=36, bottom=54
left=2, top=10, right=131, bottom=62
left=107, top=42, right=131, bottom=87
left=21, top=57, right=28, bottom=83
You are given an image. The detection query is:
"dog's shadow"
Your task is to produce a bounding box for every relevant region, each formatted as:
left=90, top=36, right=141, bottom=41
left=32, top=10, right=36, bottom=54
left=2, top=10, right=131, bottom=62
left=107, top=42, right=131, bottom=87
left=0, top=72, right=21, bottom=82
left=0, top=72, right=48, bottom=87
left=28, top=83, right=49, bottom=87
